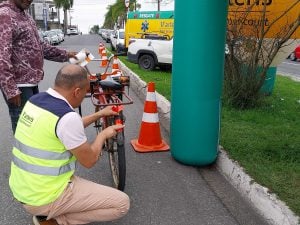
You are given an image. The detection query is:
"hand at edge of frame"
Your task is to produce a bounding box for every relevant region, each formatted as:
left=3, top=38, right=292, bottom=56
left=8, top=94, right=21, bottom=107
left=67, top=51, right=78, bottom=59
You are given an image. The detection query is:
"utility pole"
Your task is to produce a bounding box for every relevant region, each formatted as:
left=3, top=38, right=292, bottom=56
left=158, top=0, right=160, bottom=11
left=43, top=0, right=48, bottom=31
left=69, top=9, right=74, bottom=28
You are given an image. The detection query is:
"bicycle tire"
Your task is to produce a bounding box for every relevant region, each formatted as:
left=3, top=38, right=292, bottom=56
left=107, top=113, right=126, bottom=191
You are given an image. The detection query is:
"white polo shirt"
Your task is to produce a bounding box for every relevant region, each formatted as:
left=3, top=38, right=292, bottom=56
left=47, top=88, right=87, bottom=150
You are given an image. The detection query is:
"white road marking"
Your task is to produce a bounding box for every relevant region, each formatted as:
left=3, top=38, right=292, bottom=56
left=281, top=61, right=300, bottom=66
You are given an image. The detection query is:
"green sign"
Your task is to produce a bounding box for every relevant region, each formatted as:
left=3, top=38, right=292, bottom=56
left=127, top=11, right=174, bottom=19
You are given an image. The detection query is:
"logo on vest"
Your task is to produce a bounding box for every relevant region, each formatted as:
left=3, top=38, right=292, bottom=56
left=20, top=111, right=34, bottom=127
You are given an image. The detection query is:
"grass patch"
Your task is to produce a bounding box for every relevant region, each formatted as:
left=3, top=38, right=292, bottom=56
left=120, top=56, right=300, bottom=216
left=119, top=56, right=172, bottom=100
left=221, top=76, right=300, bottom=215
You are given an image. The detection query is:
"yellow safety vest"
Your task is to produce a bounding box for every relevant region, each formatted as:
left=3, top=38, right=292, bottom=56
left=9, top=93, right=76, bottom=206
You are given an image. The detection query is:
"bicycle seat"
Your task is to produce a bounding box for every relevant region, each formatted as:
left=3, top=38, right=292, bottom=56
left=100, top=75, right=122, bottom=90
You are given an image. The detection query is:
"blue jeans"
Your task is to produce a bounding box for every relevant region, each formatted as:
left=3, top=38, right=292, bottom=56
left=2, top=86, right=39, bottom=133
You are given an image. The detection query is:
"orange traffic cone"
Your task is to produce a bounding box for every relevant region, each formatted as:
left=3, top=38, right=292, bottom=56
left=100, top=48, right=108, bottom=67
left=131, top=82, right=169, bottom=152
left=111, top=55, right=120, bottom=73
left=98, top=43, right=104, bottom=55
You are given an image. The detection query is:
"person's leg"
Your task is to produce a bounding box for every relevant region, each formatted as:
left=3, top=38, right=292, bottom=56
left=2, top=86, right=39, bottom=133
left=24, top=176, right=130, bottom=225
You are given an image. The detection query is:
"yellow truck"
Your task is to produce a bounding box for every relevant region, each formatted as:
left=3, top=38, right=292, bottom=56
left=125, top=11, right=174, bottom=48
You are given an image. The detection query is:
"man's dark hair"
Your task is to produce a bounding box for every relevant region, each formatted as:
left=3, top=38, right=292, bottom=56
left=55, top=65, right=88, bottom=89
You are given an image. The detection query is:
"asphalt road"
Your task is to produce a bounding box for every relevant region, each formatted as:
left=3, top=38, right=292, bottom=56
left=0, top=34, right=270, bottom=225
left=277, top=59, right=300, bottom=80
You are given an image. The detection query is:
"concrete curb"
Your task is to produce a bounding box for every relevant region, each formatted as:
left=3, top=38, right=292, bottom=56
left=277, top=72, right=300, bottom=82
left=217, top=148, right=299, bottom=225
left=120, top=61, right=299, bottom=225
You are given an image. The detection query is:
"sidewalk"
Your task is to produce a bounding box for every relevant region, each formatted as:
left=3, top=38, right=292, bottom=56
left=120, top=61, right=300, bottom=225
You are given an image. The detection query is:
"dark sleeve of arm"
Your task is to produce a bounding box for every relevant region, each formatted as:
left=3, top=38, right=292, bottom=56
left=42, top=41, right=69, bottom=62
left=0, top=13, right=20, bottom=99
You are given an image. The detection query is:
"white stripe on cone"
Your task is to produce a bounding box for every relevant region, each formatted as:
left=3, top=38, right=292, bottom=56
left=146, top=92, right=156, bottom=102
left=142, top=112, right=159, bottom=123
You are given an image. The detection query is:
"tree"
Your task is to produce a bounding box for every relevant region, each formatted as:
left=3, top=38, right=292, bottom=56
left=130, top=0, right=141, bottom=11
left=53, top=0, right=74, bottom=35
left=224, top=0, right=300, bottom=109
left=102, top=0, right=144, bottom=29
left=89, top=25, right=100, bottom=34
left=103, top=0, right=127, bottom=29
left=103, top=5, right=115, bottom=29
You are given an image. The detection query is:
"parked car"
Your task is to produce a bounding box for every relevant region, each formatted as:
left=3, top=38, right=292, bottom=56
left=100, top=29, right=107, bottom=38
left=102, top=29, right=113, bottom=43
left=127, top=38, right=173, bottom=70
left=101, top=30, right=109, bottom=41
left=107, top=30, right=115, bottom=43
left=110, top=29, right=126, bottom=53
left=37, top=30, right=50, bottom=44
left=288, top=45, right=300, bottom=61
left=68, top=28, right=79, bottom=35
left=51, top=29, right=64, bottom=42
left=44, top=31, right=60, bottom=45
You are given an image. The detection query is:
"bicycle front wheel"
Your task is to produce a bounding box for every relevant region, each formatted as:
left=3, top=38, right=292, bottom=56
left=107, top=115, right=126, bottom=191
left=108, top=130, right=126, bottom=191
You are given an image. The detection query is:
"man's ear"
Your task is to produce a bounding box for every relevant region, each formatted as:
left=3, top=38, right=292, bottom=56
left=73, top=87, right=81, bottom=98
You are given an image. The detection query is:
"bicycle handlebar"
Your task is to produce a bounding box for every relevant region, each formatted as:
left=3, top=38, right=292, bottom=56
left=84, top=51, right=126, bottom=76
left=82, top=50, right=133, bottom=108
left=88, top=52, right=126, bottom=62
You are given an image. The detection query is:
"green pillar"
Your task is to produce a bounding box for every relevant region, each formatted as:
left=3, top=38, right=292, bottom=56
left=171, top=1, right=228, bottom=165
left=260, top=67, right=277, bottom=95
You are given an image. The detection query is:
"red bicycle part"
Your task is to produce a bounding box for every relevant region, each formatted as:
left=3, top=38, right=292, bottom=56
left=91, top=91, right=133, bottom=107
left=112, top=105, right=124, bottom=113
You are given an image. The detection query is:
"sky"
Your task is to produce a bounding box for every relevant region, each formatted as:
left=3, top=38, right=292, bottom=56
left=68, top=0, right=116, bottom=34
left=137, top=0, right=174, bottom=11
left=61, top=0, right=174, bottom=34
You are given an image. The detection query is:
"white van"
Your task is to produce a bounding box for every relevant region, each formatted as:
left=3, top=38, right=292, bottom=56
left=110, top=29, right=125, bottom=53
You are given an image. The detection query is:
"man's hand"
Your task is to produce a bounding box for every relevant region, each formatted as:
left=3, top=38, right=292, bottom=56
left=97, top=106, right=119, bottom=117
left=82, top=106, right=119, bottom=128
left=8, top=94, right=21, bottom=106
left=102, top=124, right=125, bottom=139
left=67, top=51, right=78, bottom=59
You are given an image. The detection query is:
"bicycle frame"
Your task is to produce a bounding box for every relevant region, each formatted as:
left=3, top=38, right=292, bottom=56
left=83, top=53, right=133, bottom=191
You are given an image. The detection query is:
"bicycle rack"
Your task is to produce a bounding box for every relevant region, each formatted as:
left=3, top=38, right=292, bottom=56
left=91, top=90, right=133, bottom=107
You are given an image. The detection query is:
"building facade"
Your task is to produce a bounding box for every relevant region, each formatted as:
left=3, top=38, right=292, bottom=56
left=29, top=0, right=61, bottom=30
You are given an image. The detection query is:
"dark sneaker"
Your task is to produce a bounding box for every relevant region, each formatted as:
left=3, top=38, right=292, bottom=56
left=32, top=216, right=58, bottom=225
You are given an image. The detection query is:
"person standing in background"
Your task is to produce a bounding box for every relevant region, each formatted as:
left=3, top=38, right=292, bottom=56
left=0, top=0, right=77, bottom=133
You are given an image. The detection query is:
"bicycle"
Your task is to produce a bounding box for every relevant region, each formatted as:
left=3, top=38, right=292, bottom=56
left=84, top=54, right=133, bottom=191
